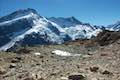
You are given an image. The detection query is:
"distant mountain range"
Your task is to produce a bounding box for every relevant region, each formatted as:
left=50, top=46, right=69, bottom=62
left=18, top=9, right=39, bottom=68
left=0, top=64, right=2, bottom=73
left=0, top=8, right=119, bottom=51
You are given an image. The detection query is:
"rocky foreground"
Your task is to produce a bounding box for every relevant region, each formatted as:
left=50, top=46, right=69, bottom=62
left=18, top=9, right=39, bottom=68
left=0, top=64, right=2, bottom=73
left=0, top=31, right=120, bottom=80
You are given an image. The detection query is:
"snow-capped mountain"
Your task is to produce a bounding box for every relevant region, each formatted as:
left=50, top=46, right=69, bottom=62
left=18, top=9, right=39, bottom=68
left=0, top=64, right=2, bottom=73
left=0, top=8, right=103, bottom=51
left=106, top=21, right=120, bottom=31
left=48, top=17, right=102, bottom=39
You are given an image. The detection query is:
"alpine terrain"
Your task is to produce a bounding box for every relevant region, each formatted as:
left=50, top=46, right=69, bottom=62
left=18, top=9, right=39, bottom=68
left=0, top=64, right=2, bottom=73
left=0, top=8, right=120, bottom=80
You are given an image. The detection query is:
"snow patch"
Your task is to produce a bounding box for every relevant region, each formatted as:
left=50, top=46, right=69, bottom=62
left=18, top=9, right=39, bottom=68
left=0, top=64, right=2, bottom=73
left=52, top=50, right=81, bottom=56
left=34, top=52, right=41, bottom=56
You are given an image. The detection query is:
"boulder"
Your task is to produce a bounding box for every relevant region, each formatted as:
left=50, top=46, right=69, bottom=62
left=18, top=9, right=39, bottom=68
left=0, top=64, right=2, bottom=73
left=68, top=74, right=85, bottom=80
left=90, top=66, right=99, bottom=72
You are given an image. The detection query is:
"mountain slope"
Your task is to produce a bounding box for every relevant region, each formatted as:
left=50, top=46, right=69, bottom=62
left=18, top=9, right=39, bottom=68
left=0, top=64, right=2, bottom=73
left=0, top=9, right=104, bottom=51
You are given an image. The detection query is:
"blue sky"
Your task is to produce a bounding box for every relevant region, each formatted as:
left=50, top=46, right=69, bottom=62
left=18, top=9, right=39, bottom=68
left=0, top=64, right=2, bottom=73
left=0, top=0, right=120, bottom=26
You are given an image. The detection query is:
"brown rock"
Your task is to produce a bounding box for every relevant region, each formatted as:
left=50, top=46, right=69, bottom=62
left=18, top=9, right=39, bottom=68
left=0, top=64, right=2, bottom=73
left=102, top=70, right=113, bottom=75
left=11, top=59, right=20, bottom=63
left=15, top=57, right=22, bottom=60
left=90, top=66, right=99, bottom=72
left=100, top=53, right=108, bottom=56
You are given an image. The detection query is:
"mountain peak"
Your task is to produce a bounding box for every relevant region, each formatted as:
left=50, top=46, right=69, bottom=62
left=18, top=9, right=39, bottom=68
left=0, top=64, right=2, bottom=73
left=66, top=16, right=82, bottom=24
left=0, top=8, right=38, bottom=22
left=15, top=8, right=38, bottom=15
left=67, top=16, right=77, bottom=21
left=48, top=16, right=82, bottom=27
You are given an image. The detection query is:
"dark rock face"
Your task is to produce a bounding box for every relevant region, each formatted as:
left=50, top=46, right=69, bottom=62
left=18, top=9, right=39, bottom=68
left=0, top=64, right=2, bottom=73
left=47, top=23, right=60, bottom=35
left=0, top=19, right=32, bottom=36
left=0, top=19, right=32, bottom=47
left=20, top=33, right=51, bottom=46
left=96, top=30, right=120, bottom=46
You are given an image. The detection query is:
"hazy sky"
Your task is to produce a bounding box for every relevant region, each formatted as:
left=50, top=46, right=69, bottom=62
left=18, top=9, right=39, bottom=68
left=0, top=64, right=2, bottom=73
left=0, top=0, right=120, bottom=26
